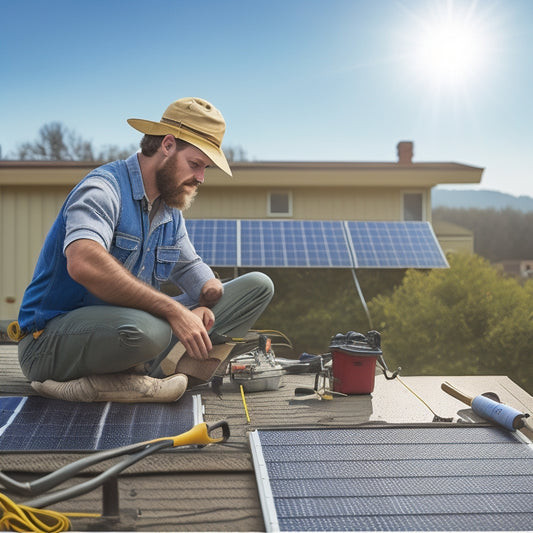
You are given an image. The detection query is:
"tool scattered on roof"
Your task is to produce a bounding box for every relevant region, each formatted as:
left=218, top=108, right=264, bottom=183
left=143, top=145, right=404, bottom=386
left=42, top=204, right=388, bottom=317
left=230, top=335, right=284, bottom=392
left=0, top=421, right=230, bottom=511
left=441, top=381, right=530, bottom=431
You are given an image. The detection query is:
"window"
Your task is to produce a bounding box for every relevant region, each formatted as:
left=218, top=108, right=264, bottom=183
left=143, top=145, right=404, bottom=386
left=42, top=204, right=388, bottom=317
left=268, top=191, right=292, bottom=217
left=403, top=192, right=424, bottom=221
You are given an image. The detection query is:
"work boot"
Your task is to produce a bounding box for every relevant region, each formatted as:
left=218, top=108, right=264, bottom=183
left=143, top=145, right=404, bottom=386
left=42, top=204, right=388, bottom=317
left=31, top=373, right=188, bottom=403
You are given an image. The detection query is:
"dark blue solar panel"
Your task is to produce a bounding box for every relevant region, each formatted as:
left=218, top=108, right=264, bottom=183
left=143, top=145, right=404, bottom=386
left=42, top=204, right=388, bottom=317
left=185, top=219, right=238, bottom=266
left=0, top=395, right=197, bottom=451
left=345, top=221, right=448, bottom=268
left=240, top=220, right=353, bottom=267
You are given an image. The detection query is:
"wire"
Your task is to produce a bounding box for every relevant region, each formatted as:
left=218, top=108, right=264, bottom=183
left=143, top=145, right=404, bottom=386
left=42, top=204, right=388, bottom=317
left=396, top=376, right=452, bottom=421
left=0, top=493, right=99, bottom=532
left=240, top=385, right=251, bottom=423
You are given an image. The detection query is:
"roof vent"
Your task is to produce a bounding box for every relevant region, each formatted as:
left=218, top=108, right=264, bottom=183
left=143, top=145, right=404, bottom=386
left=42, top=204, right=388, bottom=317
left=397, top=141, right=414, bottom=164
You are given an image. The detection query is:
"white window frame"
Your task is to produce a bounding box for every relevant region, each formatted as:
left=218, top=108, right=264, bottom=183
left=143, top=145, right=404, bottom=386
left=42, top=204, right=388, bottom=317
left=267, top=191, right=293, bottom=217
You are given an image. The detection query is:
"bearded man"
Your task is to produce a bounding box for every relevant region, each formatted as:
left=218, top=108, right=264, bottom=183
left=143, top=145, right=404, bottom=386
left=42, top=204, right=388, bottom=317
left=12, top=97, right=274, bottom=402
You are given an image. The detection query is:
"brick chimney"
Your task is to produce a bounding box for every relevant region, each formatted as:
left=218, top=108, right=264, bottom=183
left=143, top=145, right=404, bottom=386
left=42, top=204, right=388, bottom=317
left=397, top=141, right=414, bottom=164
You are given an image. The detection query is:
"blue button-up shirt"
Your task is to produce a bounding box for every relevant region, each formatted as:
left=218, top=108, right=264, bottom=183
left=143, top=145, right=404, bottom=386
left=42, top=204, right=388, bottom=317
left=18, top=153, right=214, bottom=333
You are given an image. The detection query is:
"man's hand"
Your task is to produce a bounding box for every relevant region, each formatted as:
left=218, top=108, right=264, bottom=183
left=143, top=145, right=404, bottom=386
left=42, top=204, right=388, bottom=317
left=65, top=240, right=216, bottom=360
left=167, top=306, right=215, bottom=360
left=199, top=278, right=223, bottom=308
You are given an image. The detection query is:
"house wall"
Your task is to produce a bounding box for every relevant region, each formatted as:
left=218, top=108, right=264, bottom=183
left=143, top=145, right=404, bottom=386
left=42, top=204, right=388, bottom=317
left=186, top=186, right=419, bottom=221
left=0, top=185, right=70, bottom=320
left=0, top=155, right=480, bottom=320
left=436, top=236, right=474, bottom=255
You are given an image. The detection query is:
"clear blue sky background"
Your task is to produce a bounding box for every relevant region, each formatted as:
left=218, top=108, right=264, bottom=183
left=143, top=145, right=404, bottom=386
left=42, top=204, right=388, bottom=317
left=1, top=0, right=532, bottom=198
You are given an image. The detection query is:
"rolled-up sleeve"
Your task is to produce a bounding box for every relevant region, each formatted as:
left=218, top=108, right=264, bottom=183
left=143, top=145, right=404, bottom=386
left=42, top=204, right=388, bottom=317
left=169, top=232, right=216, bottom=302
left=63, top=177, right=120, bottom=254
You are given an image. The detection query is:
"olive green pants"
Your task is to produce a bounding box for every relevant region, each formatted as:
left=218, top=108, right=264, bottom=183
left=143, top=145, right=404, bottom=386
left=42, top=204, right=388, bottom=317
left=19, top=272, right=274, bottom=382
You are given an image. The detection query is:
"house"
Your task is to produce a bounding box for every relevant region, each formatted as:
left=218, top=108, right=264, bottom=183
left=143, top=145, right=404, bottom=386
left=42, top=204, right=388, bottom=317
left=494, top=259, right=533, bottom=280
left=2, top=144, right=532, bottom=532
left=0, top=141, right=483, bottom=321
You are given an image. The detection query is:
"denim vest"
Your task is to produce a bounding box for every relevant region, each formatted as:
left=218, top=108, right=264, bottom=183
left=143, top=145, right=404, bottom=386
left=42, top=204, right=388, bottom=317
left=18, top=154, right=211, bottom=334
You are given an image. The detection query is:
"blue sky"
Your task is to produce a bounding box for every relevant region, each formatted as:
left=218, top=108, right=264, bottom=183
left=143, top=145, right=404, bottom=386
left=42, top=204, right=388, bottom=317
left=1, top=0, right=532, bottom=198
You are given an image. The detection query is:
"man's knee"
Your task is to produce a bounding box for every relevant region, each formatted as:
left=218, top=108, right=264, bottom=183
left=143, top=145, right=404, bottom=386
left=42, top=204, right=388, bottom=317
left=117, top=322, right=170, bottom=354
left=235, top=271, right=275, bottom=298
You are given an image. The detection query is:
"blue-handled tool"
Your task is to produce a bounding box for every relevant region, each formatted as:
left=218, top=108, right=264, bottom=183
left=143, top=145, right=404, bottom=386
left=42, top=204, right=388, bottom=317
left=441, top=382, right=530, bottom=431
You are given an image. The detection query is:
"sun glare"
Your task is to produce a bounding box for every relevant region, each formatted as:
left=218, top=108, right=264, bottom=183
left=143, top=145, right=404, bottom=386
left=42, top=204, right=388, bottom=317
left=404, top=1, right=494, bottom=92
left=415, top=21, right=485, bottom=85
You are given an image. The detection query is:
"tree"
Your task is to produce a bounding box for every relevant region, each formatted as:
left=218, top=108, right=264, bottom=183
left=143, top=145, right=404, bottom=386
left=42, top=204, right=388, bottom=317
left=248, top=267, right=405, bottom=355
left=17, top=122, right=94, bottom=161
left=223, top=145, right=248, bottom=162
left=14, top=122, right=137, bottom=162
left=97, top=144, right=138, bottom=162
left=433, top=207, right=533, bottom=261
left=368, top=253, right=533, bottom=393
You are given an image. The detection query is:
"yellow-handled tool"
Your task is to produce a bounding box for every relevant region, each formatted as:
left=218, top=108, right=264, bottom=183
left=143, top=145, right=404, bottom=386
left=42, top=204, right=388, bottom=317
left=0, top=421, right=230, bottom=509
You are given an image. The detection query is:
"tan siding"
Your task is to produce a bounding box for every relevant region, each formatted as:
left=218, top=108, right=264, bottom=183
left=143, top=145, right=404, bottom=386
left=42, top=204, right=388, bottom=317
left=187, top=187, right=403, bottom=221
left=437, top=237, right=474, bottom=255
left=187, top=189, right=267, bottom=218
left=294, top=188, right=402, bottom=220
left=0, top=186, right=70, bottom=319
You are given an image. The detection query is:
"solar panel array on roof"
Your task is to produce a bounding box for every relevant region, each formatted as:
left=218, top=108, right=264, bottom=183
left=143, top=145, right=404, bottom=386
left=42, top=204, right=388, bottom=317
left=250, top=425, right=533, bottom=532
left=186, top=219, right=448, bottom=269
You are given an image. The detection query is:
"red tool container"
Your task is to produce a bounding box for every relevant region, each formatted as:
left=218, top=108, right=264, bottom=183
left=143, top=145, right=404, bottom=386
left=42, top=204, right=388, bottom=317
left=330, top=331, right=383, bottom=394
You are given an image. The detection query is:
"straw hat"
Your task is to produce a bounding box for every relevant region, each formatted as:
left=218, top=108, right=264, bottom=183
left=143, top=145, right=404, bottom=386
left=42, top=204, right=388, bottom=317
left=128, top=97, right=232, bottom=176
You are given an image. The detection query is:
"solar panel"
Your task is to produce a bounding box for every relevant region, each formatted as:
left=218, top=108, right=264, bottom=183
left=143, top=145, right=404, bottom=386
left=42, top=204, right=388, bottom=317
left=250, top=426, right=533, bottom=532
left=240, top=220, right=353, bottom=268
left=184, top=219, right=448, bottom=269
left=345, top=221, right=448, bottom=268
left=185, top=219, right=238, bottom=266
left=0, top=394, right=201, bottom=452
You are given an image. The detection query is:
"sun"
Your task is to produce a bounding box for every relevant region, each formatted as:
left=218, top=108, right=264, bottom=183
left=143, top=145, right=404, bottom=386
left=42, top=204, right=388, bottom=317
left=414, top=19, right=485, bottom=87
left=402, top=1, right=494, bottom=92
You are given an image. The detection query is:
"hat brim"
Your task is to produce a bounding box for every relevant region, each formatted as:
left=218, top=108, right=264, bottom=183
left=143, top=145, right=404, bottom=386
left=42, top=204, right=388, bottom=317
left=127, top=118, right=232, bottom=177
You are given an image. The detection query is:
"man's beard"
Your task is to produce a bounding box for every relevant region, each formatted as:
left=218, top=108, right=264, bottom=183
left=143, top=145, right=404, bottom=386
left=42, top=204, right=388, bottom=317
left=155, top=155, right=198, bottom=210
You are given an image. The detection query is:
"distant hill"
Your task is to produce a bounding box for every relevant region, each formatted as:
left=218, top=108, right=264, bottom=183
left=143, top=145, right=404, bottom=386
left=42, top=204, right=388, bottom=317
left=432, top=189, right=533, bottom=212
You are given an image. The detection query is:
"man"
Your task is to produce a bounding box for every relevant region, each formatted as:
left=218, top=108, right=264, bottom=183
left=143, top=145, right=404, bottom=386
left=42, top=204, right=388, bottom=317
left=12, top=97, right=274, bottom=402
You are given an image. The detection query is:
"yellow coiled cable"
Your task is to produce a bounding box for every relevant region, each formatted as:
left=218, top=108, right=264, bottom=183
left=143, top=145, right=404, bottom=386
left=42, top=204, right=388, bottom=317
left=0, top=493, right=99, bottom=532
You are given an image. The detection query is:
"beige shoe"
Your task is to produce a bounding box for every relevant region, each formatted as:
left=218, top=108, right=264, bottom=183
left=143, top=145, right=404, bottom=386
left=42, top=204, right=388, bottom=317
left=31, top=373, right=188, bottom=403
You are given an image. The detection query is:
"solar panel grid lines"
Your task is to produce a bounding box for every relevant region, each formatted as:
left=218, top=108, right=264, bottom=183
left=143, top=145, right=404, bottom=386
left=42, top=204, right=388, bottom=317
left=0, top=395, right=199, bottom=451
left=251, top=426, right=533, bottom=532
left=185, top=219, right=238, bottom=266
left=344, top=221, right=449, bottom=269
left=185, top=219, right=448, bottom=269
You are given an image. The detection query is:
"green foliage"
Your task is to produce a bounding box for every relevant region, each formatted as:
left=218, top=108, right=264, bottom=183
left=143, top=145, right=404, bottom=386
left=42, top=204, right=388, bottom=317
left=369, top=253, right=533, bottom=393
left=217, top=267, right=406, bottom=355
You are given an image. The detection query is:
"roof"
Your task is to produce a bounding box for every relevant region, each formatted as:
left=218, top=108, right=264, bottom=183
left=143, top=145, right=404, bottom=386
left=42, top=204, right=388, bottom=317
left=0, top=159, right=484, bottom=188
left=431, top=220, right=474, bottom=237
left=1, top=342, right=532, bottom=531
